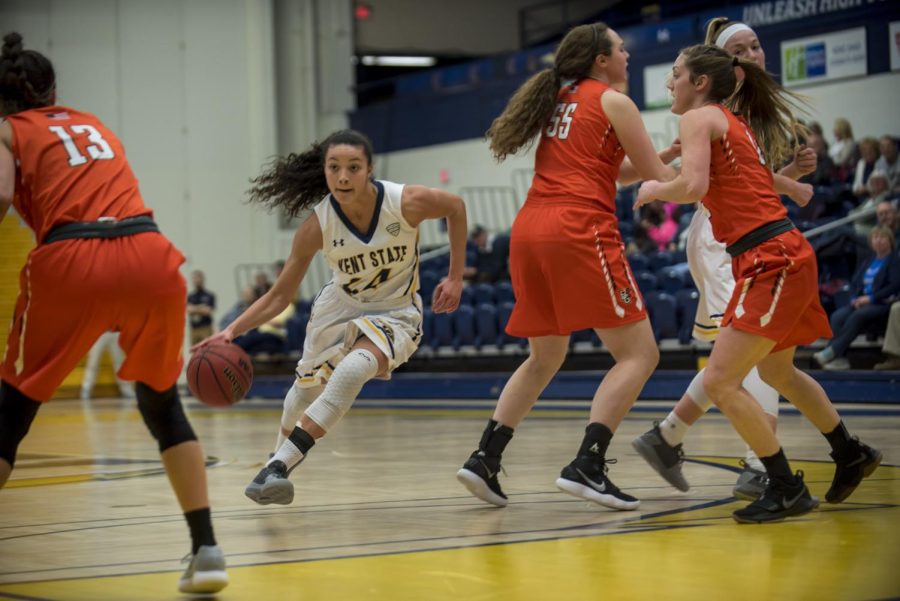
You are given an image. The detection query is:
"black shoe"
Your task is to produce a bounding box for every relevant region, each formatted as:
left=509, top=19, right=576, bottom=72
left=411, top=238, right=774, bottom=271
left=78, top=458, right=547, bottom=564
left=826, top=440, right=882, bottom=503
left=555, top=457, right=640, bottom=510
left=631, top=423, right=689, bottom=492
left=244, top=460, right=294, bottom=505
left=456, top=451, right=508, bottom=507
left=732, top=471, right=819, bottom=524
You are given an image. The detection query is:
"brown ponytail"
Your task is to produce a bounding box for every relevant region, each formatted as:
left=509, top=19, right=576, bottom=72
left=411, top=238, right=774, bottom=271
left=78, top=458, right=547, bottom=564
left=0, top=32, right=56, bottom=116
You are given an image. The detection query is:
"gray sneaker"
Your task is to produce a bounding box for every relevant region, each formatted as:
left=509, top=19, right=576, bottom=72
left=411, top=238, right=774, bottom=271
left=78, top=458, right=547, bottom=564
left=632, top=423, right=689, bottom=492
left=178, top=545, right=228, bottom=594
left=245, top=460, right=295, bottom=505
left=733, top=460, right=768, bottom=501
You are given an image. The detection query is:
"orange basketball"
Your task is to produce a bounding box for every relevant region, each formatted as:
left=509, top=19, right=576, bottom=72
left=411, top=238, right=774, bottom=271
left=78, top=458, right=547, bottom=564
left=186, top=342, right=253, bottom=407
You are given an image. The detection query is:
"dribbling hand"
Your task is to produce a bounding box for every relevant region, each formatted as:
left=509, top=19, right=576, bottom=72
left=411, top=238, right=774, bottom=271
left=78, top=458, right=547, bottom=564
left=431, top=277, right=463, bottom=314
left=191, top=328, right=234, bottom=353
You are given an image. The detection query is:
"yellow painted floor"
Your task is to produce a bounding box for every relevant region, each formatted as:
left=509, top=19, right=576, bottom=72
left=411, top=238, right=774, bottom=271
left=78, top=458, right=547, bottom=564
left=0, top=399, right=897, bottom=600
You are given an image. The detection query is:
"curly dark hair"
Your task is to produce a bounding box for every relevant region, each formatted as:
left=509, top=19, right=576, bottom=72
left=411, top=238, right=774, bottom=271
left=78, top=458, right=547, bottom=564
left=0, top=32, right=56, bottom=116
left=247, top=129, right=374, bottom=218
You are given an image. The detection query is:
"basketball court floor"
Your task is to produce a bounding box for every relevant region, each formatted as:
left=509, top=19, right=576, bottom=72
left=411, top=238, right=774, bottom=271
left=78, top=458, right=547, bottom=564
left=0, top=398, right=898, bottom=600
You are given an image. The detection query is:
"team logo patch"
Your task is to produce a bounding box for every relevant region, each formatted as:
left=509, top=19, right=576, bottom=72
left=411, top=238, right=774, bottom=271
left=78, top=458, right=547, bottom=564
left=386, top=222, right=401, bottom=237
left=619, top=287, right=633, bottom=305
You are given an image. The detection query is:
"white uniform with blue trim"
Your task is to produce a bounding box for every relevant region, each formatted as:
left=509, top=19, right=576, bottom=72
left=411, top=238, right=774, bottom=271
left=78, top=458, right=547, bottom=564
left=295, top=180, right=423, bottom=386
left=685, top=202, right=735, bottom=341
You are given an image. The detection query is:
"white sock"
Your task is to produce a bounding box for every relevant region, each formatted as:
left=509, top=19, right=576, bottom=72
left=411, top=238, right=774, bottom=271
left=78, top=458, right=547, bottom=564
left=305, top=349, right=379, bottom=432
left=659, top=412, right=689, bottom=446
left=744, top=448, right=765, bottom=472
left=268, top=437, right=306, bottom=471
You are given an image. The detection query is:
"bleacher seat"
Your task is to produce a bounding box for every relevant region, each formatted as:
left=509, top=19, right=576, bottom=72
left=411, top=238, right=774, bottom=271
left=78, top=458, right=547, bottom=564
left=454, top=304, right=477, bottom=348
left=421, top=308, right=434, bottom=348
left=419, top=270, right=439, bottom=305
left=660, top=269, right=686, bottom=294
left=285, top=311, right=309, bottom=352
left=431, top=311, right=454, bottom=349
left=497, top=301, right=526, bottom=347
left=675, top=289, right=700, bottom=344
left=475, top=302, right=499, bottom=348
left=649, top=251, right=673, bottom=272
left=646, top=291, right=679, bottom=341
left=473, top=282, right=495, bottom=305
left=495, top=280, right=515, bottom=303
left=460, top=286, right=475, bottom=306
left=636, top=271, right=658, bottom=293
left=628, top=253, right=649, bottom=273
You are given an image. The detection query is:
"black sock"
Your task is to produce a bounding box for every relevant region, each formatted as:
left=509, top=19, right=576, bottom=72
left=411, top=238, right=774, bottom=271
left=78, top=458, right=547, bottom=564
left=184, top=507, right=216, bottom=554
left=477, top=419, right=514, bottom=457
left=577, top=422, right=613, bottom=460
left=760, top=448, right=795, bottom=485
left=289, top=426, right=316, bottom=455
left=823, top=421, right=856, bottom=459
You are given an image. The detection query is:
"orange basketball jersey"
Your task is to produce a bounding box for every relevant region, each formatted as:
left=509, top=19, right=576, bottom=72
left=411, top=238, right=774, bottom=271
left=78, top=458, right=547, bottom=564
left=6, top=106, right=151, bottom=243
left=702, top=105, right=787, bottom=246
left=527, top=79, right=625, bottom=213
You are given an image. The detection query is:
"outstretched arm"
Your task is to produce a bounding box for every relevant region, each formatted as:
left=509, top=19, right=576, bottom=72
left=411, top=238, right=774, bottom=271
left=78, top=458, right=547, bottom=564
left=401, top=185, right=466, bottom=313
left=635, top=108, right=717, bottom=208
left=619, top=140, right=681, bottom=185
left=194, top=213, right=322, bottom=348
left=603, top=91, right=677, bottom=185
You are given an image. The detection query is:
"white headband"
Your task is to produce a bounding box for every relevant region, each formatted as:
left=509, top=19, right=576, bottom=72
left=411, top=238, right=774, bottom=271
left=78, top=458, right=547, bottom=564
left=715, top=23, right=753, bottom=48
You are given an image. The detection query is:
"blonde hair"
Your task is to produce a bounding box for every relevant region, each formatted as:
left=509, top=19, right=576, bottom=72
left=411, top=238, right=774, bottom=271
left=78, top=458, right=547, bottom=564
left=833, top=118, right=853, bottom=140
left=871, top=224, right=896, bottom=250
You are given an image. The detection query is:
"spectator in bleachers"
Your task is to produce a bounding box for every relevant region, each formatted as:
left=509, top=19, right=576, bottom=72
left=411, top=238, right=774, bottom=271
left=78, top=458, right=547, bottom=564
left=219, top=286, right=257, bottom=330
left=463, top=225, right=508, bottom=283
left=828, top=118, right=856, bottom=170
left=850, top=170, right=890, bottom=239
left=799, top=122, right=835, bottom=186
left=626, top=222, right=658, bottom=254
left=187, top=270, right=216, bottom=345
left=641, top=200, right=678, bottom=251
left=852, top=137, right=879, bottom=199
left=876, top=199, right=899, bottom=237
left=874, top=301, right=900, bottom=370
left=233, top=301, right=295, bottom=356
left=813, top=225, right=900, bottom=370
left=875, top=135, right=900, bottom=194
left=252, top=270, right=272, bottom=298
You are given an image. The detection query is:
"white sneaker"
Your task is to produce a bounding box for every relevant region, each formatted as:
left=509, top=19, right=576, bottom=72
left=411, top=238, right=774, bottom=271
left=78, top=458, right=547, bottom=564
left=823, top=357, right=851, bottom=371
left=178, top=545, right=228, bottom=594
left=812, top=349, right=834, bottom=368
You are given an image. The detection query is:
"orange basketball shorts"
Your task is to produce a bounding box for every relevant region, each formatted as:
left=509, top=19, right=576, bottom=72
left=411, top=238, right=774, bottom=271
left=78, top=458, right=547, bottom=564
left=721, top=229, right=831, bottom=352
left=506, top=199, right=647, bottom=338
left=1, top=232, right=187, bottom=401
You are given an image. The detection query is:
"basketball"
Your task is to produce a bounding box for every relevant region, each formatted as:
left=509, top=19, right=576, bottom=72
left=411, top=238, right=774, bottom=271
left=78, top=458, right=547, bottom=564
left=186, top=342, right=253, bottom=407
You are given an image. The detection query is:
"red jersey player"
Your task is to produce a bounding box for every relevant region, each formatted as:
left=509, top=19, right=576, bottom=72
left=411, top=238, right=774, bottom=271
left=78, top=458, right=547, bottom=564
left=636, top=44, right=881, bottom=523
left=0, top=32, right=227, bottom=593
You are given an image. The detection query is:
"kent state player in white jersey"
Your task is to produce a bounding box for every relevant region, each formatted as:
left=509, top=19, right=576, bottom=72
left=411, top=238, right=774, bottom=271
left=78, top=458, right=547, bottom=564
left=195, top=130, right=467, bottom=505
left=632, top=18, right=817, bottom=500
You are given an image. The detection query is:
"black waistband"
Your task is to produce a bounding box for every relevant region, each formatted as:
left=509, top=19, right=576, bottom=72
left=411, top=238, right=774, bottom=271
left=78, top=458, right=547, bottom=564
left=725, top=218, right=795, bottom=257
left=42, top=216, right=159, bottom=245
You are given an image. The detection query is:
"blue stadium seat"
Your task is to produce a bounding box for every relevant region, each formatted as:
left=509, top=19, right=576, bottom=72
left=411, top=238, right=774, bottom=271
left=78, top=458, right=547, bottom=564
left=660, top=268, right=686, bottom=294
left=646, top=291, right=679, bottom=341
left=473, top=282, right=495, bottom=305
left=618, top=220, right=634, bottom=240
left=636, top=271, right=658, bottom=293
left=431, top=311, right=454, bottom=349
left=495, top=280, right=515, bottom=303
left=475, top=302, right=499, bottom=348
left=454, top=304, right=477, bottom=348
left=570, top=329, right=600, bottom=347
left=497, top=301, right=526, bottom=347
left=650, top=251, right=673, bottom=272
left=675, top=289, right=700, bottom=344
left=421, top=308, right=433, bottom=348
left=460, top=285, right=475, bottom=306
left=628, top=253, right=649, bottom=273
left=419, top=269, right=439, bottom=305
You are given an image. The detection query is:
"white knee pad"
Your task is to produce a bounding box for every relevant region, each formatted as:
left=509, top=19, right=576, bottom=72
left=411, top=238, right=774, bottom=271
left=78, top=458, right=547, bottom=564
left=274, top=381, right=323, bottom=451
left=743, top=366, right=779, bottom=418
left=304, top=349, right=379, bottom=433
left=686, top=368, right=713, bottom=412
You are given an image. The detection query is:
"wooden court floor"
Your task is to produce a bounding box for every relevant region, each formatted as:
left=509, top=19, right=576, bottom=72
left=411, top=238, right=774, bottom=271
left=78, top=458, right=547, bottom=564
left=0, top=398, right=897, bottom=601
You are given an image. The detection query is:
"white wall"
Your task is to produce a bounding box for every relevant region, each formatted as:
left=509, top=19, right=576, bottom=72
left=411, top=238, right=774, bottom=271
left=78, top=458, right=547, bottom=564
left=377, top=71, right=900, bottom=242
left=0, top=0, right=281, bottom=319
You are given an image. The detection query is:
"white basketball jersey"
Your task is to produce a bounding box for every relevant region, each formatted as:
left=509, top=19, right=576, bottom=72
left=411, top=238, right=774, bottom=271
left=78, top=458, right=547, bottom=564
left=314, top=180, right=419, bottom=305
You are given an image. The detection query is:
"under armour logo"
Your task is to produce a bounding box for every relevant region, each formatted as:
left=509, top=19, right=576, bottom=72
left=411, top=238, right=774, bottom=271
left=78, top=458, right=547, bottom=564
left=333, top=239, right=345, bottom=247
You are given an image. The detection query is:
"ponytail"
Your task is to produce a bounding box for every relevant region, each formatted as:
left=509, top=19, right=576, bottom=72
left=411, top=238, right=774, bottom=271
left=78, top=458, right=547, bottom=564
left=0, top=32, right=56, bottom=116
left=247, top=129, right=374, bottom=218
left=486, top=22, right=613, bottom=162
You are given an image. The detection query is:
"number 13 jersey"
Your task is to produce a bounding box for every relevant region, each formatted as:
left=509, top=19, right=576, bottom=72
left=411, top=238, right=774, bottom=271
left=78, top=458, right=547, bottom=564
left=314, top=180, right=420, bottom=306
left=6, top=106, right=150, bottom=243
